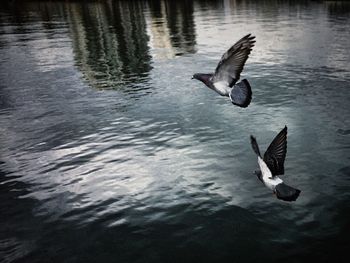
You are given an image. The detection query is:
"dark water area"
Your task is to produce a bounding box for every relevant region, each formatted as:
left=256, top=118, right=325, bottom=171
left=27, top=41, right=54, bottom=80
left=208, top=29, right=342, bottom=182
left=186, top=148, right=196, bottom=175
left=0, top=0, right=350, bottom=262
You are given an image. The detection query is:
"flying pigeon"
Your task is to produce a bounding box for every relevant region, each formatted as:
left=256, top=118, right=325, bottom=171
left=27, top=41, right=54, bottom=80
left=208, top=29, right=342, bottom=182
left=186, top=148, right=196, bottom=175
left=250, top=126, right=301, bottom=202
left=192, top=34, right=255, bottom=108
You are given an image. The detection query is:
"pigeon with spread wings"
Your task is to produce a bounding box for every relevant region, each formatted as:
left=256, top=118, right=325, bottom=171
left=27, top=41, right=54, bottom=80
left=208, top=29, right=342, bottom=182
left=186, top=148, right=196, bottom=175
left=250, top=126, right=301, bottom=202
left=192, top=34, right=255, bottom=108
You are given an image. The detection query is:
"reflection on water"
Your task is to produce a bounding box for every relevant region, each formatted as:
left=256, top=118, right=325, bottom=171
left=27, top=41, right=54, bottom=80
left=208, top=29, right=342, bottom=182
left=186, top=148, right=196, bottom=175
left=326, top=1, right=350, bottom=17
left=67, top=1, right=152, bottom=90
left=147, top=0, right=196, bottom=58
left=66, top=0, right=196, bottom=90
left=1, top=0, right=350, bottom=262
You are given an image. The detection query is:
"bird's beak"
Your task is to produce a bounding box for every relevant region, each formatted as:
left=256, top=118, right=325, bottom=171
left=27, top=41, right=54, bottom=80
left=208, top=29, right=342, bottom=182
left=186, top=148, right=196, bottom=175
left=191, top=75, right=194, bottom=79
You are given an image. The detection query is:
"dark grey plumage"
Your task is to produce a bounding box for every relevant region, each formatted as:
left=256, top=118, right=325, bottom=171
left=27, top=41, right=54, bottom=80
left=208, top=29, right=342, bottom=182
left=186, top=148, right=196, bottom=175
left=192, top=34, right=255, bottom=108
left=212, top=34, right=256, bottom=86
left=275, top=183, right=301, bottom=202
left=263, top=126, right=288, bottom=176
left=250, top=126, right=301, bottom=202
left=230, top=79, right=252, bottom=108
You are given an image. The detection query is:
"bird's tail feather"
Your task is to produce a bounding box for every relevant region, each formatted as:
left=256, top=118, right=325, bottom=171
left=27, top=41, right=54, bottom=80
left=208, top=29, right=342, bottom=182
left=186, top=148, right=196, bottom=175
left=275, top=183, right=301, bottom=202
left=229, top=79, right=252, bottom=108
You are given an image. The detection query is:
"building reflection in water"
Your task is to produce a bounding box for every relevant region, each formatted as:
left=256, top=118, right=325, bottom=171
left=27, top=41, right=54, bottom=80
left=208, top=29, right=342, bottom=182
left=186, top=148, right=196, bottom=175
left=65, top=0, right=196, bottom=91
left=66, top=1, right=152, bottom=91
left=146, top=0, right=196, bottom=59
left=2, top=0, right=348, bottom=92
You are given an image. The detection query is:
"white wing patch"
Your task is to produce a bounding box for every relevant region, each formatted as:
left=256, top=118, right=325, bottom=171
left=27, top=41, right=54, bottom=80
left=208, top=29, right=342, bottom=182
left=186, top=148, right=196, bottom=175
left=213, top=81, right=230, bottom=96
left=258, top=157, right=283, bottom=191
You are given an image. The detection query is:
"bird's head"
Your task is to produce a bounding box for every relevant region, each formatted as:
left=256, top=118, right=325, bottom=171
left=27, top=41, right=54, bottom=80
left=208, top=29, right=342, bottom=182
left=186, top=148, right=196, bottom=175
left=191, top=73, right=199, bottom=80
left=191, top=73, right=213, bottom=86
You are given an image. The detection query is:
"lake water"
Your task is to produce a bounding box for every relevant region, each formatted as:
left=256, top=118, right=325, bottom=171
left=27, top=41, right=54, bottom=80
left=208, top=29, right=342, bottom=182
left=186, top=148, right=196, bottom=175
left=1, top=1, right=350, bottom=262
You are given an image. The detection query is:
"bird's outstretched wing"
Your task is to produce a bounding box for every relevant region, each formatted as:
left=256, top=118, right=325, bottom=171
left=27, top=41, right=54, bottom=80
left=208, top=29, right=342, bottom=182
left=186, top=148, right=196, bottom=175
left=250, top=135, right=262, bottom=157
left=263, top=126, right=288, bottom=176
left=212, top=34, right=255, bottom=86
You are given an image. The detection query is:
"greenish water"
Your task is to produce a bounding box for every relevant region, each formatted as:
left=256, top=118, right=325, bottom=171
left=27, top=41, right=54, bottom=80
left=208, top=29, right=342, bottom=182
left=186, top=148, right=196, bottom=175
left=0, top=1, right=350, bottom=262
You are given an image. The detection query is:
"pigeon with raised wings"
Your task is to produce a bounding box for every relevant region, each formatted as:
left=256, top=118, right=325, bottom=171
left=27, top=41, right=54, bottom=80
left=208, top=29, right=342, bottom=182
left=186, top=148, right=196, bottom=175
left=250, top=126, right=301, bottom=202
left=192, top=34, right=255, bottom=108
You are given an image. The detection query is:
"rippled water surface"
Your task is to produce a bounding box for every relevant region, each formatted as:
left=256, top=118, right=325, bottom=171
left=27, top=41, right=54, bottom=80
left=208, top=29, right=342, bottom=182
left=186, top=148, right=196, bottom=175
left=1, top=1, right=350, bottom=262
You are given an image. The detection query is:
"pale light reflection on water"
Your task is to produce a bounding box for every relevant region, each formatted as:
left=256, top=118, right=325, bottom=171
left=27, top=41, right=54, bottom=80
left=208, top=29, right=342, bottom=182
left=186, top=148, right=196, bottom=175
left=0, top=1, right=350, bottom=262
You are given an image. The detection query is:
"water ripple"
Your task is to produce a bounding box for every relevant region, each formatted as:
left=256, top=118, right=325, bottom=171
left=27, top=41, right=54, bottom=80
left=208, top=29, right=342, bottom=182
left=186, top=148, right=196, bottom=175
left=1, top=0, right=350, bottom=262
